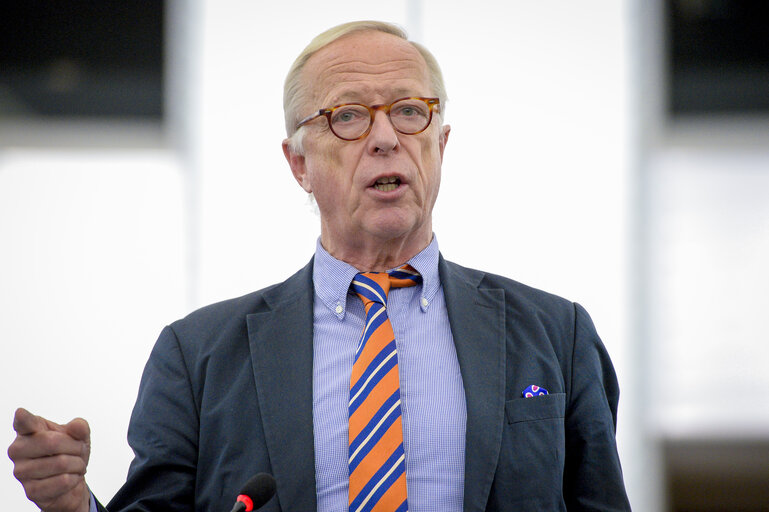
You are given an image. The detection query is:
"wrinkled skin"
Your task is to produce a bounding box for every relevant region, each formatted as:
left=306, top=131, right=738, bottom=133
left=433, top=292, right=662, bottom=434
left=283, top=30, right=450, bottom=271
left=8, top=408, right=91, bottom=512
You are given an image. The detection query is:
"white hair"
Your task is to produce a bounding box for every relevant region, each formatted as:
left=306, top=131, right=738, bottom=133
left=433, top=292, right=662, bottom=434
left=283, top=20, right=448, bottom=154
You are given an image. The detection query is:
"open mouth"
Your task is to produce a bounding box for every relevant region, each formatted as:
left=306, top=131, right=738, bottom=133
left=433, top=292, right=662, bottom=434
left=372, top=176, right=401, bottom=192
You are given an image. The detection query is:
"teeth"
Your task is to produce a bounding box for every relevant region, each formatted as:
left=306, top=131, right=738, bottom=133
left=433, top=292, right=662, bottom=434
left=373, top=176, right=400, bottom=192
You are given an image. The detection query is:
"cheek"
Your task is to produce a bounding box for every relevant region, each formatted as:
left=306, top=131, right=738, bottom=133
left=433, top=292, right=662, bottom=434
left=305, top=139, right=345, bottom=190
left=419, top=138, right=442, bottom=185
left=417, top=127, right=444, bottom=164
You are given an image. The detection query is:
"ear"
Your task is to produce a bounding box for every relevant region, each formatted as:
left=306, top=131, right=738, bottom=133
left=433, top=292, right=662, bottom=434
left=438, top=124, right=450, bottom=160
left=282, top=139, right=312, bottom=193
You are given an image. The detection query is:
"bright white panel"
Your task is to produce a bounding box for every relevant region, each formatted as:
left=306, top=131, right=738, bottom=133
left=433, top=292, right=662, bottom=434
left=0, top=150, right=187, bottom=510
left=648, top=148, right=769, bottom=437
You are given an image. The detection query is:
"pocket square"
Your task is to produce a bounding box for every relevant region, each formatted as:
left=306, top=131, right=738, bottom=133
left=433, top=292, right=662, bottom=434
left=522, top=384, right=549, bottom=397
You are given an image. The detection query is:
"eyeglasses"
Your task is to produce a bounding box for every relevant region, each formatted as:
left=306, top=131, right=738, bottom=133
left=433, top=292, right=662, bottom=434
left=295, top=97, right=440, bottom=141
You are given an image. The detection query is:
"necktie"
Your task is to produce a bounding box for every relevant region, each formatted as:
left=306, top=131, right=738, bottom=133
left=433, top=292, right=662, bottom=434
left=348, top=265, right=421, bottom=512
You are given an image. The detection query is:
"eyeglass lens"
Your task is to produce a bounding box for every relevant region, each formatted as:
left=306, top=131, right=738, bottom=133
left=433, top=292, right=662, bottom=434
left=330, top=98, right=432, bottom=139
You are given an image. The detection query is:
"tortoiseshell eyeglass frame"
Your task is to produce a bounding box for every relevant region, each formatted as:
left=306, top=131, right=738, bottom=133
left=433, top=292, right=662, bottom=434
left=295, top=97, right=441, bottom=141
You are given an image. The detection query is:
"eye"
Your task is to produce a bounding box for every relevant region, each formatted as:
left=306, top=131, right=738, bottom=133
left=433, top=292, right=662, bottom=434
left=392, top=103, right=427, bottom=118
left=332, top=107, right=366, bottom=124
left=337, top=112, right=355, bottom=123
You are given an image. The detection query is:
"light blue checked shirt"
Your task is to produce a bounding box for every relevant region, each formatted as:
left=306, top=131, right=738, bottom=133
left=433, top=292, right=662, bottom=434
left=312, top=236, right=467, bottom=511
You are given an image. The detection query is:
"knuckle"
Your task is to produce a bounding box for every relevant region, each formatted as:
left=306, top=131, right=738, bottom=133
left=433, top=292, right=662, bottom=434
left=22, top=479, right=41, bottom=500
left=11, top=458, right=31, bottom=480
left=40, top=431, right=60, bottom=454
left=48, top=454, right=67, bottom=473
left=59, top=472, right=83, bottom=491
left=7, top=441, right=19, bottom=460
left=7, top=436, right=28, bottom=460
left=55, top=454, right=85, bottom=474
left=26, top=473, right=78, bottom=502
left=12, top=464, right=24, bottom=481
left=75, top=457, right=88, bottom=474
left=12, top=459, right=36, bottom=481
left=54, top=472, right=72, bottom=488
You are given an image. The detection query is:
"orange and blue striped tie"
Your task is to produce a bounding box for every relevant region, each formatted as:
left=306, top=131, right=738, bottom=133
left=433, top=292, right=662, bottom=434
left=348, top=265, right=421, bottom=512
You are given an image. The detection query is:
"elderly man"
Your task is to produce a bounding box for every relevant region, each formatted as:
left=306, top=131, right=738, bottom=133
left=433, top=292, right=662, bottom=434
left=9, top=21, right=631, bottom=512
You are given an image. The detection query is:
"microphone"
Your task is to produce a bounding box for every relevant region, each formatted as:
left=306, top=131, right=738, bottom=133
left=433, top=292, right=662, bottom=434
left=229, top=473, right=276, bottom=512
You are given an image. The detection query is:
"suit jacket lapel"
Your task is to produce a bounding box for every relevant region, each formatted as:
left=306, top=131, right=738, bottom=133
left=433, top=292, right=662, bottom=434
left=440, top=257, right=506, bottom=512
left=247, top=260, right=317, bottom=511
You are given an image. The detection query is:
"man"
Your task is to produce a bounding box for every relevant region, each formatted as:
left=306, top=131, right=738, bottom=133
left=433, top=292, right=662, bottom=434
left=9, top=21, right=631, bottom=512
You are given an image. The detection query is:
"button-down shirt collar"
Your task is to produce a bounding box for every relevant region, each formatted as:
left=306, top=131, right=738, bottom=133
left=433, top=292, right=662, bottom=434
left=312, top=235, right=441, bottom=319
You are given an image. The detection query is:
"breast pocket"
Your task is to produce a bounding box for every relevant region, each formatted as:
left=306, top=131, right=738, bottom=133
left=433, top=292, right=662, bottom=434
left=505, top=392, right=566, bottom=424
left=493, top=393, right=567, bottom=507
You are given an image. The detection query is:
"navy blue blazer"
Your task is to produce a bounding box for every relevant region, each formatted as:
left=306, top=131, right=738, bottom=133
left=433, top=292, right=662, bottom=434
left=97, top=257, right=630, bottom=511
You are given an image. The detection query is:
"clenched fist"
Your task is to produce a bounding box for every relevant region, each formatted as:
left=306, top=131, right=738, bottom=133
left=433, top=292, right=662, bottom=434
left=8, top=408, right=91, bottom=512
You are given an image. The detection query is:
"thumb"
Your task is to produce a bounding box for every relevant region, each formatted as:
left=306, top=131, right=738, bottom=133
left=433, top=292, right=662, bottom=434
left=64, top=417, right=91, bottom=443
left=64, top=418, right=91, bottom=466
left=12, top=408, right=51, bottom=436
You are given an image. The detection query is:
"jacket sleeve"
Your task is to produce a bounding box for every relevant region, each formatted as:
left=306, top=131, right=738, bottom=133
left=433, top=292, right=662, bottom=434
left=562, top=303, right=631, bottom=511
left=103, top=325, right=199, bottom=511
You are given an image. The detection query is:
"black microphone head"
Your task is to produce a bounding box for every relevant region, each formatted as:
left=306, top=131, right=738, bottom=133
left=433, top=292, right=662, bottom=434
left=239, top=473, right=276, bottom=510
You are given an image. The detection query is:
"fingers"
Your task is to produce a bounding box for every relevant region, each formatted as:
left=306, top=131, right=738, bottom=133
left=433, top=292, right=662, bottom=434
left=9, top=409, right=90, bottom=459
left=9, top=427, right=87, bottom=459
left=21, top=473, right=87, bottom=509
left=12, top=408, right=52, bottom=436
left=9, top=409, right=92, bottom=512
left=13, top=453, right=88, bottom=480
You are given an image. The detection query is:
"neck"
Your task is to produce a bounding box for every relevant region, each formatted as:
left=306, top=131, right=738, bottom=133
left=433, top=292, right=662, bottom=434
left=321, top=231, right=432, bottom=272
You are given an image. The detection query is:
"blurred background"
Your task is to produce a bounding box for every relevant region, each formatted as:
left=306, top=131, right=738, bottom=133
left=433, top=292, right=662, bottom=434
left=2, top=1, right=768, bottom=510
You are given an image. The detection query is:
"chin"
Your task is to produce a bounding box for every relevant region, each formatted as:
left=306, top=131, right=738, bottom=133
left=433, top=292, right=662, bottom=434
left=364, top=213, right=427, bottom=243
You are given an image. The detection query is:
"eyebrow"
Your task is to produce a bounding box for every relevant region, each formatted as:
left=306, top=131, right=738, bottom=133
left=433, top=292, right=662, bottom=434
left=330, top=88, right=425, bottom=105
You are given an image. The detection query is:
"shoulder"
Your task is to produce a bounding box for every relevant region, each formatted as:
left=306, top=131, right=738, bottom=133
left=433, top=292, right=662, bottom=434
left=439, top=257, right=594, bottom=371
left=164, top=259, right=314, bottom=347
left=440, top=257, right=576, bottom=318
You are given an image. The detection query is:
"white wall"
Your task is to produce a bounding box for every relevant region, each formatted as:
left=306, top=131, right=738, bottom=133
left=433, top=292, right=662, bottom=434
left=648, top=147, right=769, bottom=437
left=2, top=1, right=639, bottom=509
left=633, top=0, right=769, bottom=508
left=0, top=150, right=187, bottom=508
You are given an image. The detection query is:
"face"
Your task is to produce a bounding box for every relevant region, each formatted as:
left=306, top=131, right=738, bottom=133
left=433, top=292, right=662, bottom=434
left=283, top=31, right=450, bottom=263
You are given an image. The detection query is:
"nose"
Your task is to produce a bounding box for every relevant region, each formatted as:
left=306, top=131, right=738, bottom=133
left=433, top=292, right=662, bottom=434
left=366, top=110, right=399, bottom=154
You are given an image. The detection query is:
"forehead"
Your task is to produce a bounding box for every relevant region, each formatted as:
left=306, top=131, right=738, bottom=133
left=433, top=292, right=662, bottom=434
left=302, top=31, right=432, bottom=106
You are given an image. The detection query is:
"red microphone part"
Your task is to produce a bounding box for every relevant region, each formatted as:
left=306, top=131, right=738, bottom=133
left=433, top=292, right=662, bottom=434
left=236, top=494, right=254, bottom=512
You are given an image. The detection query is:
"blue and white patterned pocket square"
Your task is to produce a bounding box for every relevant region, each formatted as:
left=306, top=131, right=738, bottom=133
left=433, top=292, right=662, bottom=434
left=522, top=384, right=549, bottom=398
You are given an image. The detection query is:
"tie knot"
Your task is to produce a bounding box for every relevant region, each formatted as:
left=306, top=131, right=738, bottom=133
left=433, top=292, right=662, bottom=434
left=352, top=265, right=422, bottom=306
